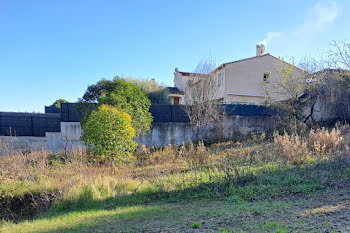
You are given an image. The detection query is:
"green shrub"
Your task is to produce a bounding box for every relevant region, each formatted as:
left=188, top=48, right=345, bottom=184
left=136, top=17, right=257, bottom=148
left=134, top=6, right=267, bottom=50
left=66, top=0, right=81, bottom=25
left=81, top=105, right=137, bottom=163
left=80, top=78, right=153, bottom=136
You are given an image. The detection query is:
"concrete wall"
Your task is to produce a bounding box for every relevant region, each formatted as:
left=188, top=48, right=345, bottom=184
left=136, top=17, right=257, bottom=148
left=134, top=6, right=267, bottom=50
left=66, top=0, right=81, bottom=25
left=302, top=95, right=339, bottom=124
left=137, top=115, right=275, bottom=146
left=0, top=115, right=276, bottom=154
left=0, top=122, right=85, bottom=155
left=60, top=122, right=82, bottom=140
left=0, top=136, right=47, bottom=154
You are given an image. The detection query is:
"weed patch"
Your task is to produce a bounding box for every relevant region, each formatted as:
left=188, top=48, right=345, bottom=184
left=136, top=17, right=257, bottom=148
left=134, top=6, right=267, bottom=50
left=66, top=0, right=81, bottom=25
left=0, top=125, right=349, bottom=232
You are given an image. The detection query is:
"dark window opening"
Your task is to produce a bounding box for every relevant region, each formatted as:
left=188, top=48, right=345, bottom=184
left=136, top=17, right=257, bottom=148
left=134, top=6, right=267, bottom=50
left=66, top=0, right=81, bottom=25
left=263, top=73, right=269, bottom=81
left=173, top=97, right=180, bottom=105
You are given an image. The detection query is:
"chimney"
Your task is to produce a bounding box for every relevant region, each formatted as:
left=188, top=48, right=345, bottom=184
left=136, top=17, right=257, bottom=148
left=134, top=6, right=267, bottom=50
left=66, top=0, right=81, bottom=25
left=256, top=44, right=265, bottom=56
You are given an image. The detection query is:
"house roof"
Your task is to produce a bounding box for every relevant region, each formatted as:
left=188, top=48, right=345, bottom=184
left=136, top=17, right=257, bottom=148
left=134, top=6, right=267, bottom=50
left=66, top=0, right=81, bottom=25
left=176, top=71, right=209, bottom=77
left=176, top=53, right=306, bottom=77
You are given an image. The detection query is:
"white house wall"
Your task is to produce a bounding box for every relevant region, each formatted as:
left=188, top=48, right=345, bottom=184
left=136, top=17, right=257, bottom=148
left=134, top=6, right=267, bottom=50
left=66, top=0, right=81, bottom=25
left=224, top=55, right=304, bottom=104
left=175, top=55, right=304, bottom=105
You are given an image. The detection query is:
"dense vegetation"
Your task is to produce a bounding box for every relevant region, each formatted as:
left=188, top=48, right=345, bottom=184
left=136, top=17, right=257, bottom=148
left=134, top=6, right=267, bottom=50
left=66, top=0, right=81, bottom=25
left=77, top=78, right=153, bottom=162
left=79, top=77, right=169, bottom=105
left=0, top=125, right=349, bottom=232
left=97, top=79, right=153, bottom=135
left=123, top=77, right=170, bottom=105
left=79, top=78, right=153, bottom=136
left=81, top=105, right=137, bottom=163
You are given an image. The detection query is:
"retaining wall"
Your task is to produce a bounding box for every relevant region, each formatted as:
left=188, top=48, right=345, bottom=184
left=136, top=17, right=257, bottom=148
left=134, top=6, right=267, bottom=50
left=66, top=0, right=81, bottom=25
left=0, top=115, right=276, bottom=154
left=136, top=115, right=275, bottom=146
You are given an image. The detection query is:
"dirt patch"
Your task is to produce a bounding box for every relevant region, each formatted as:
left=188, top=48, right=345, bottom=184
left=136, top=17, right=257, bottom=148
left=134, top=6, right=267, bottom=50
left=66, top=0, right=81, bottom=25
left=0, top=192, right=58, bottom=222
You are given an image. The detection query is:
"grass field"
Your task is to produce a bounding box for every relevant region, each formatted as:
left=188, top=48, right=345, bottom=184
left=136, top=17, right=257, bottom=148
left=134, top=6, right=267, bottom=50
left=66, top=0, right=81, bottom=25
left=1, top=185, right=349, bottom=232
left=1, top=126, right=350, bottom=232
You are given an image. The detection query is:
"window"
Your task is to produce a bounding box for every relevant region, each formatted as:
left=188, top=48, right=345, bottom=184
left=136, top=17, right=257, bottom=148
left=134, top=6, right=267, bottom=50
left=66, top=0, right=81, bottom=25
left=217, top=72, right=224, bottom=86
left=263, top=73, right=269, bottom=81
left=231, top=101, right=238, bottom=105
left=248, top=102, right=255, bottom=105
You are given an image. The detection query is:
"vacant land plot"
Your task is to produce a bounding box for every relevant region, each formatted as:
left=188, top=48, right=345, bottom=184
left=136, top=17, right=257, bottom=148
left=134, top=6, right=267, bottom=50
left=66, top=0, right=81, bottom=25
left=2, top=185, right=350, bottom=233
left=1, top=126, right=350, bottom=232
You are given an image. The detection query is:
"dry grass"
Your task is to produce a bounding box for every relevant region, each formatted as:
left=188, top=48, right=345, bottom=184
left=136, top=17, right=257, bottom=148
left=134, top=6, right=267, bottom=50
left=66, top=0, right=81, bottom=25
left=0, top=146, right=145, bottom=221
left=309, top=127, right=344, bottom=153
left=0, top=124, right=350, bottom=223
left=273, top=126, right=347, bottom=163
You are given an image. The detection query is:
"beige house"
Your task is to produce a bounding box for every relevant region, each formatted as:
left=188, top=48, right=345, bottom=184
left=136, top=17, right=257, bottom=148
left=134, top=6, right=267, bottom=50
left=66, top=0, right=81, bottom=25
left=170, top=45, right=305, bottom=105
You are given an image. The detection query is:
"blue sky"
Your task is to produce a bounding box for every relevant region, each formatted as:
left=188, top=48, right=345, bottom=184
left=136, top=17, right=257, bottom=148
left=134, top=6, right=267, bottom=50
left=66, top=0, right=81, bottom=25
left=0, top=0, right=349, bottom=112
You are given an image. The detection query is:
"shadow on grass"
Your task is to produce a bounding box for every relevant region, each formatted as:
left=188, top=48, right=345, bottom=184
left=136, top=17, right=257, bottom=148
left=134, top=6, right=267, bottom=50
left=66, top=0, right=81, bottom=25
left=4, top=157, right=350, bottom=233
left=46, top=157, right=350, bottom=214
left=4, top=205, right=167, bottom=233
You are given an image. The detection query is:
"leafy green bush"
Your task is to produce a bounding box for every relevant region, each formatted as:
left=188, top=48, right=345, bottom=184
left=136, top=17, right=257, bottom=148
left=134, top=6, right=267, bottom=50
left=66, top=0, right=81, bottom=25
left=81, top=105, right=137, bottom=163
left=98, top=79, right=152, bottom=135
left=79, top=78, right=153, bottom=136
left=80, top=77, right=169, bottom=104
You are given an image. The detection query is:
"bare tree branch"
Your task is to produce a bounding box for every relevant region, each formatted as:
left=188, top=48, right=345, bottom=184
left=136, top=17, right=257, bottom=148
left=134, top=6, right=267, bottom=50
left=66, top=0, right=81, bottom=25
left=328, top=40, right=350, bottom=69
left=183, top=58, right=226, bottom=140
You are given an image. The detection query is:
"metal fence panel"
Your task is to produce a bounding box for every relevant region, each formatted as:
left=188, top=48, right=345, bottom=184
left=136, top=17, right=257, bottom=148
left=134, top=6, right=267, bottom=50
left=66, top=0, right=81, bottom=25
left=149, top=105, right=172, bottom=122
left=224, top=104, right=272, bottom=116
left=45, top=106, right=61, bottom=114
left=60, top=103, right=94, bottom=122
left=0, top=103, right=273, bottom=136
left=0, top=112, right=60, bottom=136
left=59, top=103, right=273, bottom=123
left=170, top=105, right=189, bottom=122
